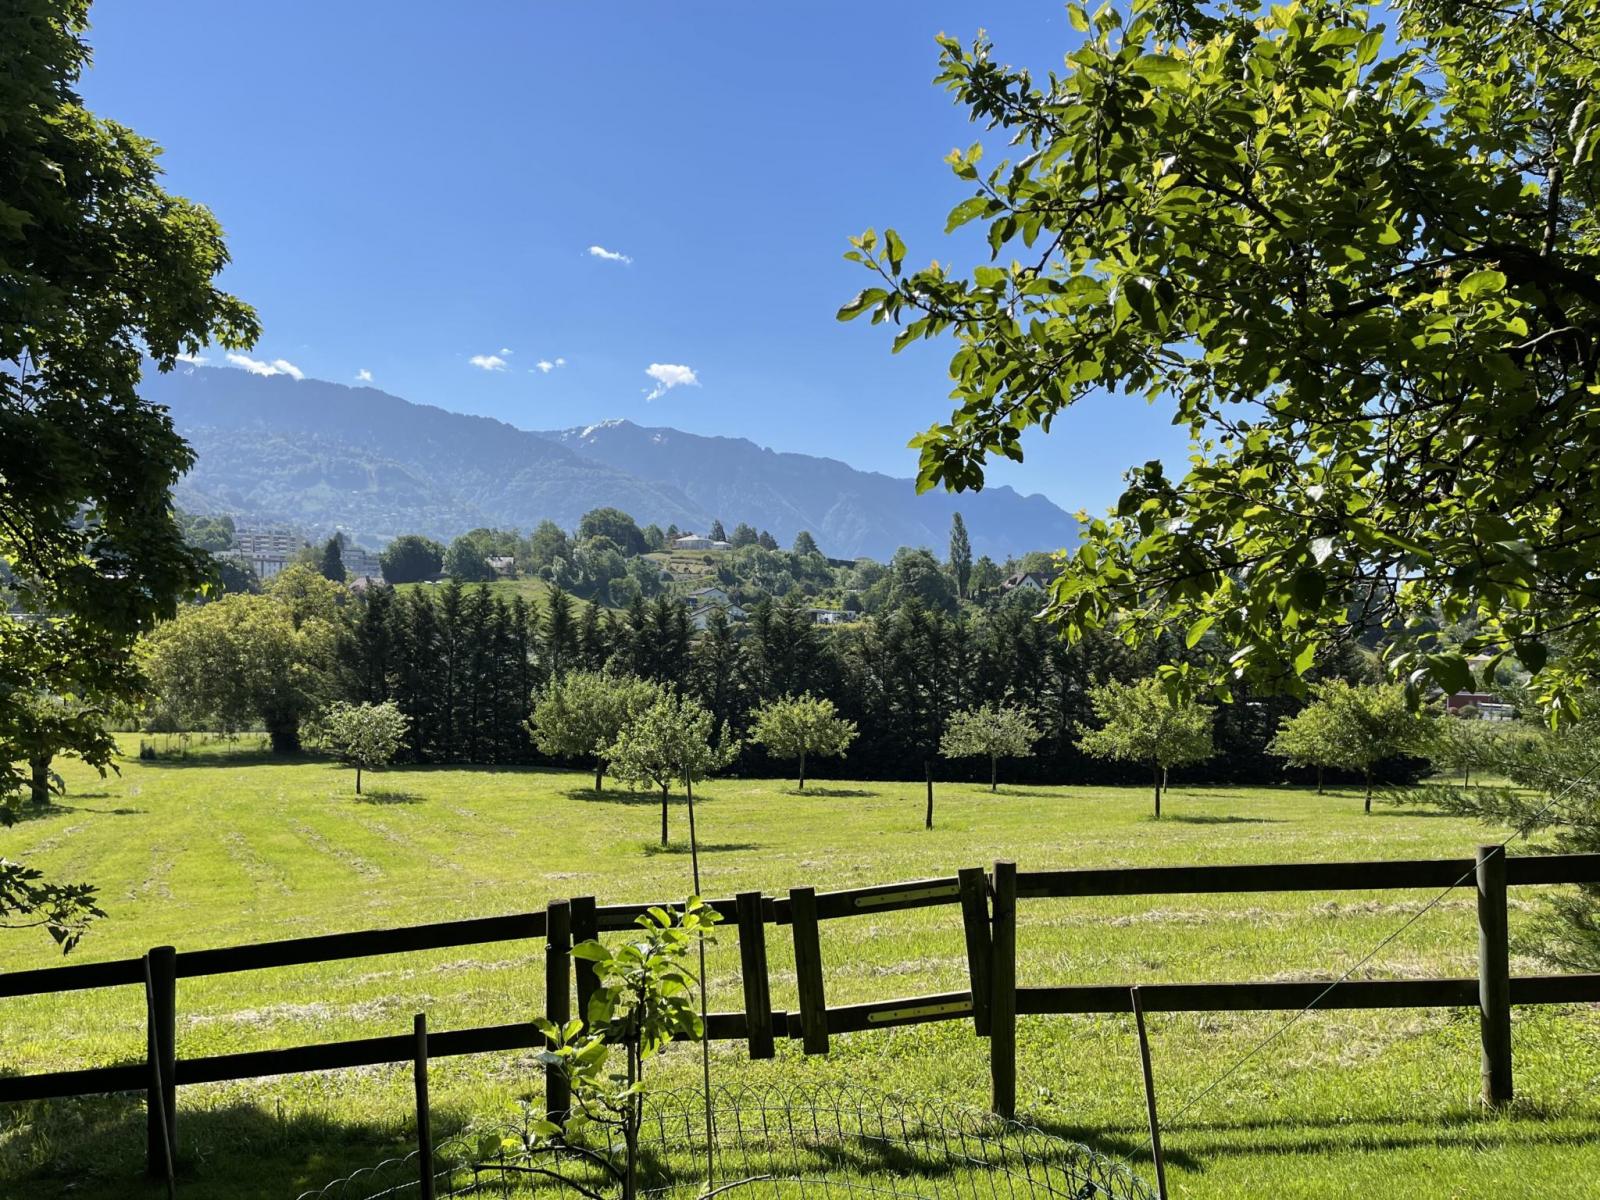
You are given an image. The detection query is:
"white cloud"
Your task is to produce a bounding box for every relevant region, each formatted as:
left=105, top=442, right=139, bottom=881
left=176, top=351, right=209, bottom=365
left=644, top=362, right=698, bottom=401
left=533, top=356, right=568, bottom=374
left=469, top=354, right=509, bottom=372
left=498, top=347, right=513, bottom=356
left=588, top=245, right=633, bottom=264
left=355, top=369, right=373, bottom=383
left=226, top=352, right=303, bottom=380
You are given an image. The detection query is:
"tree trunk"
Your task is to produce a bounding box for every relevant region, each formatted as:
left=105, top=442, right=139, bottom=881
left=1364, top=769, right=1373, bottom=814
left=660, top=784, right=669, bottom=846
left=28, top=754, right=51, bottom=807
left=1153, top=764, right=1162, bottom=820
left=990, top=756, right=998, bottom=793
left=1316, top=765, right=1324, bottom=795
left=924, top=759, right=934, bottom=830
left=264, top=713, right=301, bottom=755
left=594, top=759, right=604, bottom=793
left=356, top=764, right=363, bottom=795
left=798, top=748, right=806, bottom=790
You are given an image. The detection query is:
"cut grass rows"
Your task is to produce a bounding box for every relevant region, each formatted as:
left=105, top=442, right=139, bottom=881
left=1, top=740, right=1596, bottom=1198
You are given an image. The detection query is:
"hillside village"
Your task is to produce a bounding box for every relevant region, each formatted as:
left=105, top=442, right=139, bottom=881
left=189, top=506, right=1061, bottom=627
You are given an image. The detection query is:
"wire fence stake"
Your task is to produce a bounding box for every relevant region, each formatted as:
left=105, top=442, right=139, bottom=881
left=1130, top=987, right=1168, bottom=1200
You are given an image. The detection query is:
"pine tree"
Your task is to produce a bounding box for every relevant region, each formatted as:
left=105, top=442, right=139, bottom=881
left=542, top=587, right=577, bottom=683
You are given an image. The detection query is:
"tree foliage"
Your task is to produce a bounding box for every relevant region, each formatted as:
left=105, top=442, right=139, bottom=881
left=320, top=700, right=408, bottom=794
left=749, top=693, right=857, bottom=789
left=379, top=534, right=444, bottom=584
left=526, top=672, right=663, bottom=792
left=2, top=2, right=255, bottom=950
left=1271, top=680, right=1434, bottom=810
left=605, top=693, right=736, bottom=845
left=144, top=589, right=335, bottom=753
left=842, top=0, right=1600, bottom=716
left=1078, top=677, right=1214, bottom=816
left=940, top=702, right=1040, bottom=790
left=948, top=513, right=973, bottom=600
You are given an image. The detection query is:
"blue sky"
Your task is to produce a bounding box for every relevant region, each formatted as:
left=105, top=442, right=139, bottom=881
left=84, top=2, right=1189, bottom=515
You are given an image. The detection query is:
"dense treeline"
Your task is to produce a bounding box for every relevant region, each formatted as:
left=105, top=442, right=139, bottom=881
left=328, top=579, right=1391, bottom=788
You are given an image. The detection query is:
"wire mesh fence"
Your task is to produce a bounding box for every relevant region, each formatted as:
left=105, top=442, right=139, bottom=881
left=293, top=1084, right=1156, bottom=1200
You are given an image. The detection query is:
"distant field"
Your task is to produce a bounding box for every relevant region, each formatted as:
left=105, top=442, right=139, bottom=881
left=2, top=741, right=1597, bottom=1199
left=392, top=576, right=589, bottom=609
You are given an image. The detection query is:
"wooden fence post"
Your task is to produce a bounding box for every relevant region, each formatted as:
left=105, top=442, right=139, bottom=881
left=958, top=867, right=992, bottom=1036
left=990, top=861, right=1017, bottom=1119
left=545, top=900, right=572, bottom=1120
left=570, top=895, right=599, bottom=1026
left=1476, top=845, right=1513, bottom=1107
left=736, top=891, right=775, bottom=1059
left=144, top=944, right=177, bottom=1183
left=413, top=1013, right=435, bottom=1200
left=790, top=887, right=829, bottom=1054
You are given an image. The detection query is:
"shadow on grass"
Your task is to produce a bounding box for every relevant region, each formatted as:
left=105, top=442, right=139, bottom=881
left=783, top=787, right=877, bottom=798
left=562, top=787, right=707, bottom=808
left=1161, top=814, right=1285, bottom=825
left=1032, top=1105, right=1600, bottom=1172
left=641, top=841, right=760, bottom=856
left=0, top=1089, right=475, bottom=1200
left=354, top=790, right=424, bottom=805
left=3, top=801, right=144, bottom=823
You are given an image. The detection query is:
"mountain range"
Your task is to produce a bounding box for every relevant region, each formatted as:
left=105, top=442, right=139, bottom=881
left=143, top=364, right=1080, bottom=562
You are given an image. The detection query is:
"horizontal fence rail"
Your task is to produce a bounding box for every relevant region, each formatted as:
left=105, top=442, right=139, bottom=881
left=3, top=850, right=1599, bottom=1176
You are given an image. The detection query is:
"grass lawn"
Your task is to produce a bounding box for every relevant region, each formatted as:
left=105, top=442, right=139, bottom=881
left=2, top=741, right=1596, bottom=1199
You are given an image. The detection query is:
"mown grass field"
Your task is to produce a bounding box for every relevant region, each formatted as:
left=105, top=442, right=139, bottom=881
left=2, top=740, right=1597, bottom=1199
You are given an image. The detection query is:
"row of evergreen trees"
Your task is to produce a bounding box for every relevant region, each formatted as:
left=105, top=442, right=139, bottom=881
left=334, top=581, right=1359, bottom=786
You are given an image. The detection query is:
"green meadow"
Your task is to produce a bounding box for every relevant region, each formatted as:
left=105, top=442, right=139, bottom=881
left=2, top=740, right=1596, bottom=1199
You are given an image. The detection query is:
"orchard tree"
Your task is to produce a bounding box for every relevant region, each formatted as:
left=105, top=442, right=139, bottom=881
left=526, top=672, right=663, bottom=792
left=379, top=534, right=444, bottom=584
left=606, top=694, right=737, bottom=846
left=1276, top=681, right=1434, bottom=812
left=321, top=700, right=408, bottom=794
left=749, top=694, right=858, bottom=790
left=841, top=0, right=1600, bottom=717
left=948, top=513, right=973, bottom=599
left=1078, top=678, right=1214, bottom=817
left=940, top=702, right=1040, bottom=791
left=1268, top=703, right=1344, bottom=794
left=2, top=1, right=256, bottom=950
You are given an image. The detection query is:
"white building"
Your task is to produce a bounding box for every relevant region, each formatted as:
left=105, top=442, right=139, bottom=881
left=229, top=528, right=309, bottom=581
left=341, top=545, right=384, bottom=579
left=673, top=535, right=733, bottom=551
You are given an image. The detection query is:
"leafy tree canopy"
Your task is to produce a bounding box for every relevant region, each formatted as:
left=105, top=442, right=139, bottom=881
left=1078, top=676, right=1214, bottom=815
left=843, top=0, right=1600, bottom=717
left=1272, top=679, right=1433, bottom=809
left=2, top=1, right=256, bottom=950
left=380, top=534, right=444, bottom=584
left=940, top=702, right=1040, bottom=790
left=579, top=508, right=648, bottom=557
left=749, top=693, right=858, bottom=789
left=606, top=693, right=737, bottom=845
left=526, top=672, right=664, bottom=792
left=320, top=700, right=408, bottom=794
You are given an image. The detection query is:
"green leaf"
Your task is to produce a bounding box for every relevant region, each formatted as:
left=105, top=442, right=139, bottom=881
left=1459, top=269, right=1507, bottom=298
left=1185, top=615, right=1216, bottom=648
left=1132, top=54, right=1184, bottom=84
left=836, top=288, right=887, bottom=321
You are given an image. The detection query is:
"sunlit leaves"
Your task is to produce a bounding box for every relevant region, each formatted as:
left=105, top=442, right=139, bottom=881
left=843, top=0, right=1600, bottom=711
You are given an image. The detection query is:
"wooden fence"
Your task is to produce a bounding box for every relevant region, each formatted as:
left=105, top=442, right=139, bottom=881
left=3, top=847, right=1600, bottom=1178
